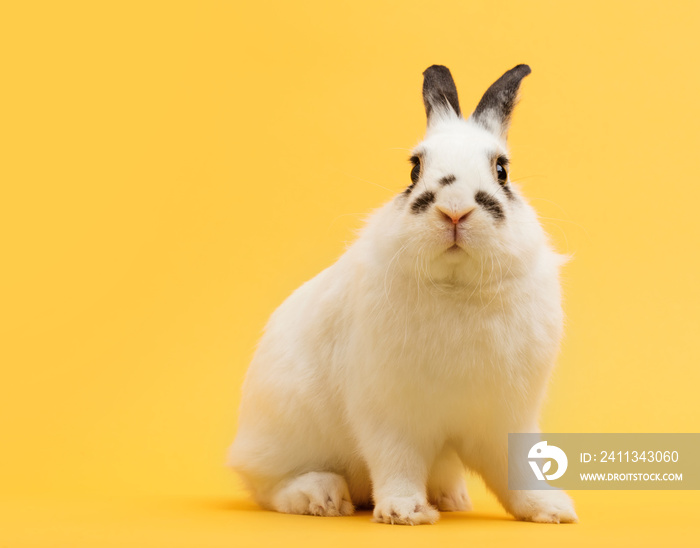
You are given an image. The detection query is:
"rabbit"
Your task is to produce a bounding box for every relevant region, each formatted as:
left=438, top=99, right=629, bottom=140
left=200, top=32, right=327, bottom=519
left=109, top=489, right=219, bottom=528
left=228, top=64, right=577, bottom=525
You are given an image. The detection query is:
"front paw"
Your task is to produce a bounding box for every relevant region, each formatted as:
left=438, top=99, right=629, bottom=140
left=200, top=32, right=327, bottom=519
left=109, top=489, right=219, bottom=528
left=372, top=495, right=439, bottom=525
left=429, top=480, right=473, bottom=512
left=510, top=490, right=578, bottom=524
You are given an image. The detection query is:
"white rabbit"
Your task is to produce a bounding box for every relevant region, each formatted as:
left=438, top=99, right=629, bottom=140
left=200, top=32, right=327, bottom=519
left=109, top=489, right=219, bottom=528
left=228, top=64, right=577, bottom=525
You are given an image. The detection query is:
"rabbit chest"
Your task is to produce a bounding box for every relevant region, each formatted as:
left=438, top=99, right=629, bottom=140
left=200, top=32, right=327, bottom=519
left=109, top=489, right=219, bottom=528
left=346, top=273, right=562, bottom=422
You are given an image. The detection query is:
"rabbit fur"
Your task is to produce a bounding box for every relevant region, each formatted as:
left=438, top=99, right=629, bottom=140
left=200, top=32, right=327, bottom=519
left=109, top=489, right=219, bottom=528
left=228, top=64, right=577, bottom=525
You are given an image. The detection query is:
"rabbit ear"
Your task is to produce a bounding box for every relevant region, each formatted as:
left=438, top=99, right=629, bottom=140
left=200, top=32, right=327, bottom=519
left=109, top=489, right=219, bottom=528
left=471, top=64, right=531, bottom=140
left=422, top=65, right=462, bottom=125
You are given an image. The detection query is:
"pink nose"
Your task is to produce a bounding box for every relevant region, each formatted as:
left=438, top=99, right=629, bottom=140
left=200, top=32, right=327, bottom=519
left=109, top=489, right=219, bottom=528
left=436, top=206, right=475, bottom=225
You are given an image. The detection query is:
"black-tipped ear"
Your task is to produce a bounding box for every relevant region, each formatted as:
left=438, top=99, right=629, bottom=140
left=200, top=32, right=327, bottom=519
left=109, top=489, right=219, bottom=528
left=422, top=65, right=461, bottom=124
left=471, top=64, right=531, bottom=139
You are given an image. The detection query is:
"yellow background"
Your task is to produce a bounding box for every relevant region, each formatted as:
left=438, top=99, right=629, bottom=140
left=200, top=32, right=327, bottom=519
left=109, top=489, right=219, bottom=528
left=2, top=1, right=699, bottom=546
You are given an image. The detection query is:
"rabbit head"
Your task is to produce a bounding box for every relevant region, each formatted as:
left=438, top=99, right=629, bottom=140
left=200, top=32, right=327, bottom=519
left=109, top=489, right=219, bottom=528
left=374, top=64, right=548, bottom=287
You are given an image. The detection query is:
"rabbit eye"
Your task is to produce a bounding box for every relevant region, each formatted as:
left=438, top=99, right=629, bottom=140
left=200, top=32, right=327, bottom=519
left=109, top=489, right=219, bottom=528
left=496, top=157, right=509, bottom=184
left=410, top=156, right=421, bottom=184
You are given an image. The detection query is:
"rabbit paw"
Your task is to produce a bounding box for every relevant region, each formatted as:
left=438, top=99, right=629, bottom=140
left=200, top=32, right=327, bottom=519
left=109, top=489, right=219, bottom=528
left=430, top=480, right=472, bottom=512
left=372, top=495, right=439, bottom=525
left=271, top=471, right=355, bottom=517
left=510, top=490, right=578, bottom=524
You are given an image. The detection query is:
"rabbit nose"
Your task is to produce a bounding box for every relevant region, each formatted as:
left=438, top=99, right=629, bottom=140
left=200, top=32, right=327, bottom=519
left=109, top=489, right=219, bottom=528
left=436, top=205, right=475, bottom=225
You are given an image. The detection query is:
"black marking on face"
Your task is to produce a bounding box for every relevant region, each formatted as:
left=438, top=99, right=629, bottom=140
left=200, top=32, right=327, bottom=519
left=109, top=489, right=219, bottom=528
left=475, top=190, right=505, bottom=221
left=422, top=65, right=461, bottom=121
left=500, top=184, right=514, bottom=200
left=411, top=190, right=436, bottom=213
left=438, top=174, right=456, bottom=186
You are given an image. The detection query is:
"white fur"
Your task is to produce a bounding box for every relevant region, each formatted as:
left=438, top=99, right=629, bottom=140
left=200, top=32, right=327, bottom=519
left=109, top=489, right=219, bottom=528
left=228, top=103, right=576, bottom=525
